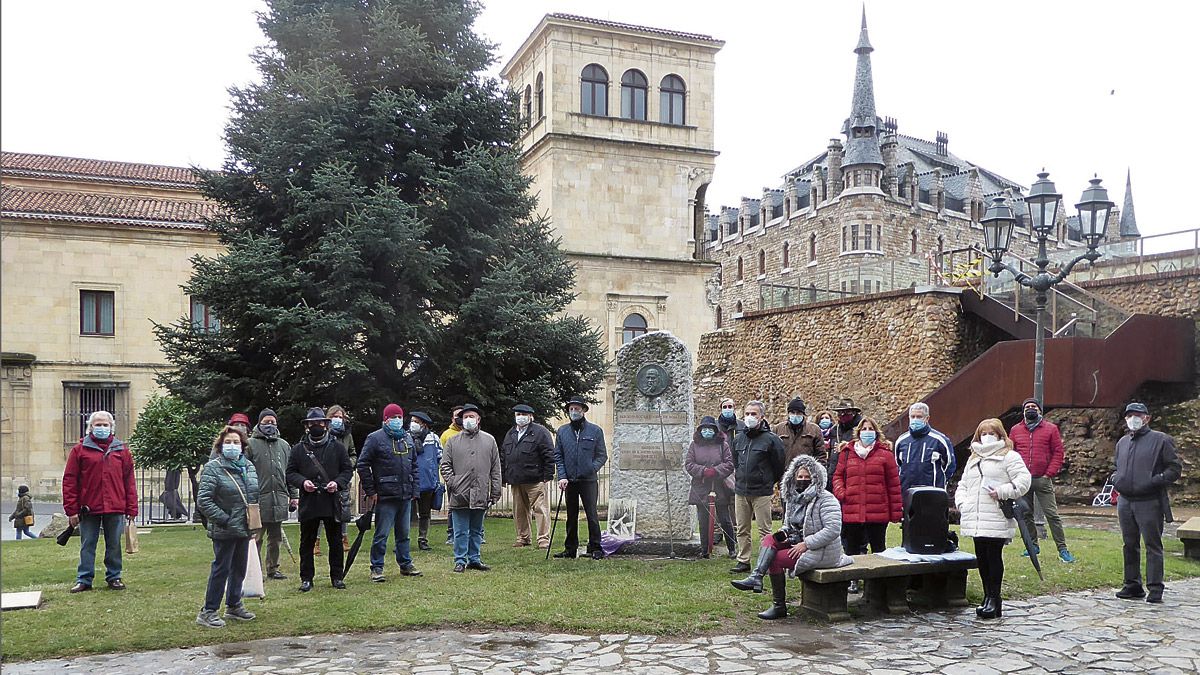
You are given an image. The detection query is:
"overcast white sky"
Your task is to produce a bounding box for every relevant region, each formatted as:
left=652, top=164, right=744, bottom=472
left=4, top=1, right=1197, bottom=239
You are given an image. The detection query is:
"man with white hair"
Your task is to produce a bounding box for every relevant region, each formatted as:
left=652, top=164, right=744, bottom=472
left=62, top=410, right=138, bottom=593
left=894, top=402, right=956, bottom=495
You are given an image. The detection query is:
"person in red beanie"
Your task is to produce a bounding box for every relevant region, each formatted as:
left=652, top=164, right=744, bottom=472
left=356, top=403, right=422, bottom=582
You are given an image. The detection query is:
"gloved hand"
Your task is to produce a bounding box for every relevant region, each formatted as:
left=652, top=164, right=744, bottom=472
left=702, top=468, right=717, bottom=479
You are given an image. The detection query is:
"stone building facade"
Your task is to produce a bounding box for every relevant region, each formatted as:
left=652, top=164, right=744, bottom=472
left=0, top=153, right=223, bottom=499
left=704, top=12, right=1138, bottom=325
left=500, top=14, right=723, bottom=433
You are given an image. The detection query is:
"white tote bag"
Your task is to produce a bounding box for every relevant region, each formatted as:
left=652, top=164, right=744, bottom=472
left=242, top=541, right=265, bottom=598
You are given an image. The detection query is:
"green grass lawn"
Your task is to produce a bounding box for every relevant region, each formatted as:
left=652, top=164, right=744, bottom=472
left=2, top=517, right=1197, bottom=662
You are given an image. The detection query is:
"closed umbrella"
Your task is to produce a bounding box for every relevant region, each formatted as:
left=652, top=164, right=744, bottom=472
left=1012, top=499, right=1044, bottom=581
left=342, top=510, right=374, bottom=574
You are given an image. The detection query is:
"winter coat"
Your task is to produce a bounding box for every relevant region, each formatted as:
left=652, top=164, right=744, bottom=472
left=684, top=429, right=735, bottom=506
left=826, top=414, right=861, bottom=488
left=773, top=419, right=828, bottom=465
left=833, top=440, right=903, bottom=524
left=357, top=428, right=418, bottom=501
left=1009, top=420, right=1064, bottom=478
left=500, top=422, right=556, bottom=485
left=554, top=420, right=607, bottom=482
left=331, top=427, right=357, bottom=461
left=1113, top=427, right=1182, bottom=501
left=732, top=420, right=786, bottom=497
left=412, top=430, right=443, bottom=494
left=716, top=414, right=743, bottom=442
left=245, top=427, right=297, bottom=523
left=780, top=455, right=854, bottom=574
left=440, top=428, right=502, bottom=510
left=285, top=436, right=353, bottom=521
left=955, top=441, right=1031, bottom=539
left=62, top=435, right=138, bottom=518
left=895, top=424, right=956, bottom=493
left=197, top=456, right=260, bottom=540
left=9, top=494, right=33, bottom=525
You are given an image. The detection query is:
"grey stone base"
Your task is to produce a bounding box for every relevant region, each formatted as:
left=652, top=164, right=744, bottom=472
left=615, top=538, right=703, bottom=557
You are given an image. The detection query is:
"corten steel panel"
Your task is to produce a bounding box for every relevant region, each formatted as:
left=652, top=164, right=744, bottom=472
left=959, top=292, right=1040, bottom=340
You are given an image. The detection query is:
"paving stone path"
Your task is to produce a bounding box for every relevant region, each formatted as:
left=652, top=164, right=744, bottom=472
left=8, top=579, right=1199, bottom=674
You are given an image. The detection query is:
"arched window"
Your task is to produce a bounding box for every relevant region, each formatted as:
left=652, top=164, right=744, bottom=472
left=620, top=69, right=647, bottom=121
left=581, top=64, right=608, bottom=116
left=809, top=233, right=817, bottom=262
left=757, top=250, right=765, bottom=276
left=523, top=85, right=532, bottom=123
left=736, top=257, right=744, bottom=281
left=735, top=300, right=743, bottom=315
left=660, top=74, right=686, bottom=125
left=622, top=312, right=648, bottom=344
left=535, top=72, right=544, bottom=118
left=910, top=229, right=918, bottom=254
left=782, top=242, right=790, bottom=269
left=715, top=306, right=723, bottom=329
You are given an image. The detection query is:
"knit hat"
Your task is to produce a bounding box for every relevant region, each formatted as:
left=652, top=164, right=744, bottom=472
left=228, top=412, right=251, bottom=427
left=698, top=415, right=719, bottom=430
left=382, top=403, right=404, bottom=421
left=1021, top=398, right=1041, bottom=411
left=787, top=397, right=807, bottom=414
left=17, top=485, right=29, bottom=495
left=258, top=408, right=277, bottom=423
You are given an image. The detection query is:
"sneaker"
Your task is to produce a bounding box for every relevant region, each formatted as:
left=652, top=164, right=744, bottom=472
left=224, top=604, right=256, bottom=621
left=1116, top=585, right=1145, bottom=600
left=418, top=539, right=432, bottom=551
left=370, top=568, right=386, bottom=583
left=1021, top=544, right=1040, bottom=558
left=453, top=563, right=466, bottom=573
left=400, top=564, right=422, bottom=577
left=196, top=610, right=225, bottom=628
left=444, top=537, right=453, bottom=546
left=1058, top=550, right=1076, bottom=563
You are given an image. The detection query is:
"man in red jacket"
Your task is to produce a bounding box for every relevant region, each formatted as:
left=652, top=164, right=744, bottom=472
left=62, top=410, right=138, bottom=592
left=1009, top=399, right=1075, bottom=563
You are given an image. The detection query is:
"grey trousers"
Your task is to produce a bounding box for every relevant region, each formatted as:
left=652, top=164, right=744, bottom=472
left=1117, top=497, right=1165, bottom=593
left=1020, top=476, right=1067, bottom=552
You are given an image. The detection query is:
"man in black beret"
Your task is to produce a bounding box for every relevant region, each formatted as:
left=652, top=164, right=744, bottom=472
left=500, top=404, right=556, bottom=548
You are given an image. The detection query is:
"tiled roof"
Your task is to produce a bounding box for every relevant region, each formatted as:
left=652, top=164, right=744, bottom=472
left=1, top=185, right=215, bottom=230
left=0, top=151, right=201, bottom=187
left=547, top=13, right=723, bottom=44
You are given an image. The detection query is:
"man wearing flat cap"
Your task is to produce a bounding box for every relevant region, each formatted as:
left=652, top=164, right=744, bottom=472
left=1112, top=402, right=1182, bottom=604
left=500, top=404, right=556, bottom=549
left=553, top=397, right=607, bottom=560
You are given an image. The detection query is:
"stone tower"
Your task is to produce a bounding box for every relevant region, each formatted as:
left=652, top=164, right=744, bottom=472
left=500, top=14, right=724, bottom=432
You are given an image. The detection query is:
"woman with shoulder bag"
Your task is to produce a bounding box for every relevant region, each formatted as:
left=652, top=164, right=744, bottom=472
left=196, top=426, right=261, bottom=628
left=955, top=418, right=1031, bottom=619
left=684, top=416, right=736, bottom=559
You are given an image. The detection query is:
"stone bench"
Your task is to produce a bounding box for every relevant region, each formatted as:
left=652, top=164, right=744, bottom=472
left=1179, top=517, right=1200, bottom=561
left=798, top=553, right=977, bottom=621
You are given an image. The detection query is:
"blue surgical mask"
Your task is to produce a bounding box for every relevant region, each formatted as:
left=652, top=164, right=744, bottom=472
left=909, top=418, right=927, bottom=432
left=789, top=414, right=804, bottom=426
left=91, top=426, right=112, bottom=440
left=221, top=444, right=242, bottom=460
left=330, top=418, right=345, bottom=432
left=819, top=419, right=833, bottom=430
left=860, top=431, right=877, bottom=445
left=700, top=428, right=716, bottom=440
left=720, top=409, right=735, bottom=420
left=386, top=418, right=404, bottom=434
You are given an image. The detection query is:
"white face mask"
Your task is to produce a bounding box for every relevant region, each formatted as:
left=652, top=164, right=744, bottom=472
left=515, top=414, right=531, bottom=427
left=1126, top=416, right=1144, bottom=432
left=744, top=414, right=760, bottom=427
left=409, top=421, right=424, bottom=435
left=980, top=434, right=999, bottom=445
left=462, top=417, right=480, bottom=431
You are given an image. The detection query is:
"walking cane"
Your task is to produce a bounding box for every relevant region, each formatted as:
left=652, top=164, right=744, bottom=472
left=546, top=485, right=565, bottom=561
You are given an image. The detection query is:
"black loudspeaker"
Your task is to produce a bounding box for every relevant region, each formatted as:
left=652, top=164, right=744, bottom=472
left=902, top=487, right=948, bottom=554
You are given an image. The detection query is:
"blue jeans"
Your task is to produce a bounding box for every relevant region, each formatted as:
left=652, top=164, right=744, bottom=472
left=370, top=498, right=413, bottom=571
left=450, top=509, right=485, bottom=566
left=15, top=526, right=37, bottom=539
left=204, top=537, right=250, bottom=612
left=77, top=513, right=124, bottom=585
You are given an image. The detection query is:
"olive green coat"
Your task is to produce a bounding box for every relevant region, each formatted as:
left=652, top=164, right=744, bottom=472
left=245, top=429, right=297, bottom=523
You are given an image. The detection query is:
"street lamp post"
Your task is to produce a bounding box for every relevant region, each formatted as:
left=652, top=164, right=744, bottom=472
left=980, top=172, right=1115, bottom=405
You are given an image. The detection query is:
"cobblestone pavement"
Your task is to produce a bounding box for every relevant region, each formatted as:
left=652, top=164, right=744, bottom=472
left=8, top=578, right=1199, bottom=674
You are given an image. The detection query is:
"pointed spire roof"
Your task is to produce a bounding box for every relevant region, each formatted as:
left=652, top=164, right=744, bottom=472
left=1119, top=168, right=1140, bottom=237
left=848, top=7, right=877, bottom=130
left=856, top=5, right=873, bottom=53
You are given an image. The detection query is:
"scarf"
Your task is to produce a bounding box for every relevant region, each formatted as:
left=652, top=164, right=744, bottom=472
left=853, top=441, right=872, bottom=459
left=970, top=440, right=1007, bottom=459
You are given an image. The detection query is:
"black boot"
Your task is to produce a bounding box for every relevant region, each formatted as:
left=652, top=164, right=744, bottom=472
left=757, top=573, right=788, bottom=620
left=732, top=545, right=775, bottom=593
left=976, top=595, right=997, bottom=619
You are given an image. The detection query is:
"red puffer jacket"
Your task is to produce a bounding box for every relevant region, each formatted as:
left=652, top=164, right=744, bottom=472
left=833, top=441, right=903, bottom=524
left=1009, top=421, right=1064, bottom=478
left=62, top=435, right=138, bottom=517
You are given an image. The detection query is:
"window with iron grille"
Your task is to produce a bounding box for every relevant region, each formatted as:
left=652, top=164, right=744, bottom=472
left=62, top=382, right=129, bottom=448
left=80, top=290, right=115, bottom=336
left=190, top=297, right=221, bottom=334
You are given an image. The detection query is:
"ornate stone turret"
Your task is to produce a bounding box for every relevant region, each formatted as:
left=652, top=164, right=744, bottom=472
left=827, top=138, right=844, bottom=197
left=841, top=8, right=883, bottom=191
left=880, top=133, right=898, bottom=197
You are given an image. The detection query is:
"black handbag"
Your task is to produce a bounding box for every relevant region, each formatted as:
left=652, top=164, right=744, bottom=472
left=998, top=498, right=1016, bottom=519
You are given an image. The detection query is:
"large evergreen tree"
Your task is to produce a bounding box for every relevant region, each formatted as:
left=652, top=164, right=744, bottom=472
left=156, top=0, right=606, bottom=434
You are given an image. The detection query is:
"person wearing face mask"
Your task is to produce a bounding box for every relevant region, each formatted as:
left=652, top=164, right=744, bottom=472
left=1112, top=402, right=1181, bottom=604
left=716, top=398, right=743, bottom=440
left=825, top=399, right=864, bottom=491
left=196, top=426, right=261, bottom=628
left=955, top=419, right=1030, bottom=620
left=773, top=398, right=827, bottom=467
left=286, top=407, right=354, bottom=591
left=211, top=413, right=253, bottom=459
left=832, top=417, right=902, bottom=591
left=408, top=411, right=443, bottom=551
left=440, top=405, right=465, bottom=545
left=729, top=401, right=786, bottom=574
left=815, top=410, right=837, bottom=457
left=326, top=404, right=358, bottom=553
left=685, top=416, right=736, bottom=559
left=440, top=404, right=502, bottom=572
left=553, top=397, right=608, bottom=560
left=63, top=410, right=138, bottom=593
left=731, top=455, right=853, bottom=619
left=1009, top=398, right=1074, bottom=563
left=895, top=402, right=956, bottom=495
left=357, top=403, right=421, bottom=582
left=245, top=408, right=298, bottom=580
left=500, top=404, right=556, bottom=549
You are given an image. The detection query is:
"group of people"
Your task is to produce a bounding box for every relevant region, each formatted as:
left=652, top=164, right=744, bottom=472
left=684, top=396, right=1181, bottom=620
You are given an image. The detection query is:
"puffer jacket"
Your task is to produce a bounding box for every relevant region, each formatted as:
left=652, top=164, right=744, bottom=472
left=63, top=435, right=138, bottom=518
left=684, top=429, right=734, bottom=506
left=440, top=428, right=502, bottom=510
left=833, top=440, right=903, bottom=524
left=245, top=427, right=296, bottom=523
left=412, top=429, right=442, bottom=494
left=1009, top=420, right=1064, bottom=478
left=780, top=455, right=854, bottom=574
left=895, top=424, right=957, bottom=493
left=955, top=441, right=1031, bottom=539
left=357, top=428, right=418, bottom=501
left=826, top=414, right=861, bottom=489
left=554, top=420, right=607, bottom=482
left=732, top=420, right=786, bottom=497
left=197, top=456, right=260, bottom=540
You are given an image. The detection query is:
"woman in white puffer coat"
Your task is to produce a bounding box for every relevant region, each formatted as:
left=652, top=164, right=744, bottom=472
left=955, top=418, right=1031, bottom=620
